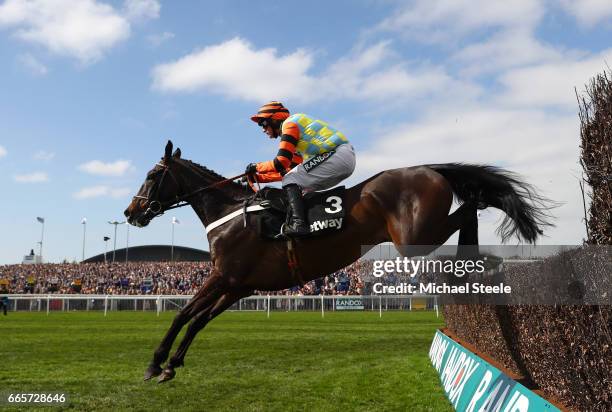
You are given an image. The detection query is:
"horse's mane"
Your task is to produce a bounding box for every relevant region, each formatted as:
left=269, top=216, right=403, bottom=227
left=178, top=158, right=250, bottom=199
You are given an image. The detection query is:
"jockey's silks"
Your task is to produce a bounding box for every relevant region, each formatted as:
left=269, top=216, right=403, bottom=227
left=287, top=114, right=348, bottom=160
left=256, top=113, right=349, bottom=178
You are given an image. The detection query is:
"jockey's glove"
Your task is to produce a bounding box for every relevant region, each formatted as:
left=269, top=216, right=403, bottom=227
left=245, top=163, right=257, bottom=176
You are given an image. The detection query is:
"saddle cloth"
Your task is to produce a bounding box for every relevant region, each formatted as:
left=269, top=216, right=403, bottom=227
left=253, top=186, right=346, bottom=240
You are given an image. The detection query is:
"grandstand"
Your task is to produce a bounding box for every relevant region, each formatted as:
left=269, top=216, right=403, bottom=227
left=0, top=259, right=371, bottom=296
left=83, top=245, right=211, bottom=263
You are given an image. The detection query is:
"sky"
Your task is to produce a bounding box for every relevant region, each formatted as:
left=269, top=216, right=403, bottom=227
left=0, top=0, right=610, bottom=264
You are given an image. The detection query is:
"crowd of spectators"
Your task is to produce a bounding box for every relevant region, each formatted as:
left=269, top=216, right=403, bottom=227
left=0, top=262, right=213, bottom=295
left=0, top=260, right=375, bottom=296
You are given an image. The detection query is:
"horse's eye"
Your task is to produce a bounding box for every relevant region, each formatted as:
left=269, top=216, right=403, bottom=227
left=147, top=170, right=160, bottom=179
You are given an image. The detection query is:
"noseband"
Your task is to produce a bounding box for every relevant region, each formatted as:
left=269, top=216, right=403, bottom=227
left=133, top=162, right=248, bottom=219
left=132, top=162, right=181, bottom=219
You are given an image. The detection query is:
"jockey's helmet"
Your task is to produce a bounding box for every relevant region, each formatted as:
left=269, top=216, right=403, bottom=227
left=250, top=101, right=290, bottom=125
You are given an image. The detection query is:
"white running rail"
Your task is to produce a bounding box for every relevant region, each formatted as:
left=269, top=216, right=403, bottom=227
left=0, top=294, right=439, bottom=318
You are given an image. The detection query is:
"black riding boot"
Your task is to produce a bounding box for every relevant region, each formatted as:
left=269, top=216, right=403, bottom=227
left=282, top=184, right=310, bottom=237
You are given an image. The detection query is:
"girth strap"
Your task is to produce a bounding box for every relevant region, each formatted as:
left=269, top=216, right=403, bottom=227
left=205, top=205, right=267, bottom=234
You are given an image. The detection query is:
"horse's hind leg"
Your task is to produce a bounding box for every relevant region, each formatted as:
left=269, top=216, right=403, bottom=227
left=456, top=203, right=479, bottom=258
left=144, top=274, right=226, bottom=381
left=435, top=202, right=478, bottom=246
left=158, top=289, right=251, bottom=383
left=415, top=201, right=479, bottom=260
left=389, top=201, right=476, bottom=257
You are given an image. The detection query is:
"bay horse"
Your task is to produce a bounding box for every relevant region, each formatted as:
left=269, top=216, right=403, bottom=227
left=124, top=141, right=551, bottom=383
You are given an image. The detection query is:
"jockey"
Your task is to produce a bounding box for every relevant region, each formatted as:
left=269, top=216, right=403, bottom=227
left=246, top=101, right=356, bottom=237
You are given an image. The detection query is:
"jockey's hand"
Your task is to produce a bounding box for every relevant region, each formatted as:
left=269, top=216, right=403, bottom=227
left=245, top=163, right=257, bottom=176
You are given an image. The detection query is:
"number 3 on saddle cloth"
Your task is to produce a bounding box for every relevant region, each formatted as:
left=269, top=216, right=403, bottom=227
left=253, top=186, right=346, bottom=240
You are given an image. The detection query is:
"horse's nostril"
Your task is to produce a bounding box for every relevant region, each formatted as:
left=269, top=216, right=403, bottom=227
left=124, top=209, right=130, bottom=218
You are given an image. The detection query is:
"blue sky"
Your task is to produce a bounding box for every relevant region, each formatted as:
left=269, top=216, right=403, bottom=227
left=1, top=0, right=611, bottom=264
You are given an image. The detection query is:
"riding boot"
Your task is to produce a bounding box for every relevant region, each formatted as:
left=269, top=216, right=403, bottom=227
left=282, top=184, right=310, bottom=237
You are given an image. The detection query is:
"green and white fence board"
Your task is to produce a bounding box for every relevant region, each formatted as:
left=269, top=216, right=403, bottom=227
left=429, top=330, right=559, bottom=412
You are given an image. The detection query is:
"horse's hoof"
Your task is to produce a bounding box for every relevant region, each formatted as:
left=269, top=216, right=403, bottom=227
left=144, top=364, right=162, bottom=381
left=157, top=368, right=176, bottom=384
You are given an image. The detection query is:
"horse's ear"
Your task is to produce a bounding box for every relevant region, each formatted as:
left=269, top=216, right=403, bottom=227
left=164, top=140, right=173, bottom=162
left=172, top=148, right=181, bottom=159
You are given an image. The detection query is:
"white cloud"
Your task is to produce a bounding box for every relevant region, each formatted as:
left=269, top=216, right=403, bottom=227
left=377, top=0, right=544, bottom=42
left=497, top=48, right=612, bottom=108
left=152, top=37, right=316, bottom=102
left=147, top=30, right=173, bottom=47
left=123, top=0, right=160, bottom=21
left=152, top=38, right=475, bottom=104
left=321, top=41, right=475, bottom=101
left=0, top=0, right=130, bottom=64
left=16, top=53, right=47, bottom=75
left=340, top=64, right=459, bottom=101
left=558, top=0, right=612, bottom=27
left=78, top=159, right=132, bottom=176
left=14, top=171, right=48, bottom=182
left=33, top=150, right=55, bottom=160
left=73, top=185, right=131, bottom=199
left=354, top=106, right=583, bottom=244
left=357, top=108, right=577, bottom=173
left=453, top=29, right=567, bottom=76
left=345, top=0, right=609, bottom=245
left=0, top=145, right=6, bottom=158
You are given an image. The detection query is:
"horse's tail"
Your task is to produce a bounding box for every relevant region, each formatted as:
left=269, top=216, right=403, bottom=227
left=427, top=163, right=554, bottom=244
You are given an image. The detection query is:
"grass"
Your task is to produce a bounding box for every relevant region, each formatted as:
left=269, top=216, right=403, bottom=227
left=0, top=311, right=452, bottom=412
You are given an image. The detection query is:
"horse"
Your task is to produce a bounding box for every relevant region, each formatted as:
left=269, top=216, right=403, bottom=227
left=124, top=141, right=552, bottom=383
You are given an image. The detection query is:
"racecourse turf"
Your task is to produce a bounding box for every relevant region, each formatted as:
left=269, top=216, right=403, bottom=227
left=0, top=311, right=452, bottom=412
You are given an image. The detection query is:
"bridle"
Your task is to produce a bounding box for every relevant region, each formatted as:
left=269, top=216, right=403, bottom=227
left=132, top=161, right=248, bottom=220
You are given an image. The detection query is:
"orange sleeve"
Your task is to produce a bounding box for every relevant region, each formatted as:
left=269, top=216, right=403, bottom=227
left=282, top=121, right=300, bottom=140
left=256, top=121, right=301, bottom=175
left=254, top=171, right=283, bottom=183
left=292, top=152, right=303, bottom=165
left=256, top=160, right=276, bottom=174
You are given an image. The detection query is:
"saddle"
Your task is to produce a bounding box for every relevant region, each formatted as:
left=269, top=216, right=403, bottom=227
left=251, top=186, right=346, bottom=240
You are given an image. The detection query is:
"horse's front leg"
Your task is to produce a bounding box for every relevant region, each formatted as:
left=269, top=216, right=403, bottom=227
left=144, top=274, right=226, bottom=381
left=157, top=288, right=251, bottom=383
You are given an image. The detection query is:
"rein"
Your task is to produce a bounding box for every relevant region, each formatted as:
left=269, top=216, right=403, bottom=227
left=170, top=171, right=249, bottom=209
left=133, top=161, right=248, bottom=217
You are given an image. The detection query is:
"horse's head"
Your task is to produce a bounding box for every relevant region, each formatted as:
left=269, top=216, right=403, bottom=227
left=124, top=140, right=183, bottom=227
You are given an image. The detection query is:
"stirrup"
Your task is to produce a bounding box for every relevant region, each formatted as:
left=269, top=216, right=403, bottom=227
left=274, top=224, right=290, bottom=240
left=278, top=222, right=309, bottom=238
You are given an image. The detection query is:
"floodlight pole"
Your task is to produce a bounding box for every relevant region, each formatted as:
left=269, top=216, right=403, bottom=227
left=171, top=221, right=175, bottom=261
left=171, top=217, right=179, bottom=261
left=125, top=222, right=130, bottom=263
left=38, top=219, right=45, bottom=262
left=108, top=220, right=125, bottom=263
left=81, top=217, right=87, bottom=262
